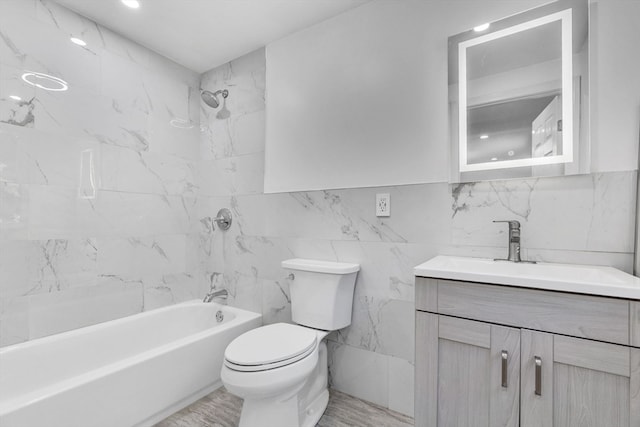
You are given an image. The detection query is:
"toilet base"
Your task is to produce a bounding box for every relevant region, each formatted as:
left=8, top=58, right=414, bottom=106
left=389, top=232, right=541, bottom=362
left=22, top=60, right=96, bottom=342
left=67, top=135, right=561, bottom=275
left=238, top=394, right=298, bottom=427
left=235, top=340, right=329, bottom=427
left=300, top=388, right=329, bottom=427
left=237, top=388, right=328, bottom=427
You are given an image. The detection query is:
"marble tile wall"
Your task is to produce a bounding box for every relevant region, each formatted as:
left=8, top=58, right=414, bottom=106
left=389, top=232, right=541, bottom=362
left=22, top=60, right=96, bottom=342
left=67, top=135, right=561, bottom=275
left=199, top=48, right=637, bottom=417
left=0, top=0, right=202, bottom=346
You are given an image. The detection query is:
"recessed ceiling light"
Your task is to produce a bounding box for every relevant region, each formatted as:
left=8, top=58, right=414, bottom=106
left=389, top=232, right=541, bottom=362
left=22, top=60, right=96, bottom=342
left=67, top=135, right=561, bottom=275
left=9, top=95, right=22, bottom=101
left=21, top=71, right=69, bottom=92
left=121, top=0, right=140, bottom=9
left=474, top=23, right=490, bottom=32
left=507, top=150, right=515, bottom=157
left=490, top=157, right=498, bottom=161
left=70, top=37, right=87, bottom=46
left=480, top=134, right=489, bottom=140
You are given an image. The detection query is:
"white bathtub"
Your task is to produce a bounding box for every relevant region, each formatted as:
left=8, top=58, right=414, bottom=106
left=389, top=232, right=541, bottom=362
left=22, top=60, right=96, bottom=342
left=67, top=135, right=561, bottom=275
left=0, top=300, right=262, bottom=427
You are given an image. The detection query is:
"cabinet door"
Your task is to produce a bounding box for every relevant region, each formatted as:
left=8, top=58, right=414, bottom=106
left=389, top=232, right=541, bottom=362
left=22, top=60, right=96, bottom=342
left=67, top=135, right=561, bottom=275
left=521, top=330, right=640, bottom=427
left=415, top=313, right=520, bottom=427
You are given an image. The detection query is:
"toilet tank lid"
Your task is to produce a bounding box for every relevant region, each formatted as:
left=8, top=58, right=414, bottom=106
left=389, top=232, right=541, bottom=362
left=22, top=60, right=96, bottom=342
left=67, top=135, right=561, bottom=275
left=282, top=258, right=360, bottom=274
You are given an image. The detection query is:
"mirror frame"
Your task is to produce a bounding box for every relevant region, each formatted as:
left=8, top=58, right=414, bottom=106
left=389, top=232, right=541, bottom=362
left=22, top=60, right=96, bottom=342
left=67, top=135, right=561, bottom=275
left=458, top=9, right=574, bottom=172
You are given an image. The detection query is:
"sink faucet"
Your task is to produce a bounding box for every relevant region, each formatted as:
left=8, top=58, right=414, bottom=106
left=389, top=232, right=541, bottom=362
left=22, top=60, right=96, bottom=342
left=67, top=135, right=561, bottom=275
left=493, top=220, right=535, bottom=263
left=203, top=289, right=228, bottom=303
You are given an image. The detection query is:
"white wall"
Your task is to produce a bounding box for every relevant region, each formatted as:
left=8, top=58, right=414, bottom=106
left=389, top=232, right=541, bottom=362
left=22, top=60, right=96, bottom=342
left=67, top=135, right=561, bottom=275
left=590, top=0, right=640, bottom=173
left=265, top=0, right=640, bottom=193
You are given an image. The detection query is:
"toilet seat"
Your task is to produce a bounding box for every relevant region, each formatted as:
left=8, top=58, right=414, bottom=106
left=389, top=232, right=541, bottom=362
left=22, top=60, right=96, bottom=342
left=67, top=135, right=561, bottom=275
left=224, top=323, right=318, bottom=372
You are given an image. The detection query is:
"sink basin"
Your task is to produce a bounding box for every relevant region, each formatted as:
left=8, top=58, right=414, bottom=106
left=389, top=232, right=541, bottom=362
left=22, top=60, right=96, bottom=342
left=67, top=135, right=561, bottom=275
left=414, top=255, right=640, bottom=299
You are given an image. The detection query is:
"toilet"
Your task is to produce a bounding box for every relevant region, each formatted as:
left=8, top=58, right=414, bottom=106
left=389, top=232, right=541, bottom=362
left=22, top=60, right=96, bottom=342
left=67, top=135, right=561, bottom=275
left=220, top=258, right=359, bottom=427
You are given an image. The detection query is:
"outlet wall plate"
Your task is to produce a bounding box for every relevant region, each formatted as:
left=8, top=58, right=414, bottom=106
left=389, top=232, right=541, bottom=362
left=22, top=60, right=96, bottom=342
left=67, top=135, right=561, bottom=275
left=376, top=193, right=390, bottom=217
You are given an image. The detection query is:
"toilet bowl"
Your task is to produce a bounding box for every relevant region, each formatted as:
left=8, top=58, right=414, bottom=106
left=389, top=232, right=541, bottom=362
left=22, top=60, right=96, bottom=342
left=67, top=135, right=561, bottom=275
left=221, top=259, right=359, bottom=427
left=221, top=323, right=329, bottom=427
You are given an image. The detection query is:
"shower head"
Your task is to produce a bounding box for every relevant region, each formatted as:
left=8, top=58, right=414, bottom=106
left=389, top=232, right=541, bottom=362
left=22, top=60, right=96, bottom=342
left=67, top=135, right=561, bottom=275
left=201, top=89, right=228, bottom=109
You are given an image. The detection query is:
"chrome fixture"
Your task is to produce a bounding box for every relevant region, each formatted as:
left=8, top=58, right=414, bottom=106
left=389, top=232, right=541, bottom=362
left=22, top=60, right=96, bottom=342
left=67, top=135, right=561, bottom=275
left=213, top=208, right=232, bottom=231
left=201, top=88, right=228, bottom=109
left=203, top=289, right=228, bottom=303
left=216, top=310, right=224, bottom=322
left=493, top=220, right=536, bottom=263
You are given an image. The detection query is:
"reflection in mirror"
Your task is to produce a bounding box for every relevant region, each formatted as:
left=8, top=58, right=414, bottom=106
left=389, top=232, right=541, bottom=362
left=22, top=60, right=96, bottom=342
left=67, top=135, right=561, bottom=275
left=449, top=0, right=589, bottom=182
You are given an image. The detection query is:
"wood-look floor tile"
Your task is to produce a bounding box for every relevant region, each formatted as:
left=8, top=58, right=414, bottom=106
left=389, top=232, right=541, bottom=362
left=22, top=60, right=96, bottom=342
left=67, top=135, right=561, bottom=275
left=155, top=388, right=414, bottom=427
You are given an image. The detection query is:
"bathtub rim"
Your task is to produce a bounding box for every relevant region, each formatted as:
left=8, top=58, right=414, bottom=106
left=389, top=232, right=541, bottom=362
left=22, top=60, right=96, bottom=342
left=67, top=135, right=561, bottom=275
left=0, top=299, right=260, bottom=355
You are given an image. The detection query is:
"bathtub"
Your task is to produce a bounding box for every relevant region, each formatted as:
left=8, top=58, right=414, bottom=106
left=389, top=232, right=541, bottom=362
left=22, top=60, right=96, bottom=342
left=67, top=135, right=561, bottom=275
left=0, top=300, right=262, bottom=427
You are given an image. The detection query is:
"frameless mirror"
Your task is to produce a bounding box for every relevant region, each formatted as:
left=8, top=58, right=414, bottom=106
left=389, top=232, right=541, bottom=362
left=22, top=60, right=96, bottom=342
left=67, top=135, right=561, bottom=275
left=449, top=0, right=589, bottom=182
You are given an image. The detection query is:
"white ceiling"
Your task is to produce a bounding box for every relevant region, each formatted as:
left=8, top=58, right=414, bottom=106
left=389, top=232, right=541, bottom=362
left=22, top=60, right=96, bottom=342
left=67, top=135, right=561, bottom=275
left=55, top=0, right=370, bottom=73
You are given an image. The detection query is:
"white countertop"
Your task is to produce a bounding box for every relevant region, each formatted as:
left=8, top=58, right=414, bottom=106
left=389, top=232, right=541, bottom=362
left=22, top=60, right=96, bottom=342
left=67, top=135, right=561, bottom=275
left=414, top=255, right=640, bottom=300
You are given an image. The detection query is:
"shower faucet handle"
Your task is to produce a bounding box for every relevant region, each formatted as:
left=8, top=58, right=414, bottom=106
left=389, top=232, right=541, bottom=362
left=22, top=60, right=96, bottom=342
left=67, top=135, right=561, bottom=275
left=213, top=208, right=232, bottom=231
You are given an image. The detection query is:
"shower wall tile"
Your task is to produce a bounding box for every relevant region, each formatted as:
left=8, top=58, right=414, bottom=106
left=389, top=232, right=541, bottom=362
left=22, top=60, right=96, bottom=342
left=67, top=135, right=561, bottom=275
left=0, top=0, right=200, bottom=344
left=28, top=282, right=144, bottom=339
left=100, top=145, right=197, bottom=197
left=0, top=124, right=28, bottom=183
left=1, top=124, right=101, bottom=188
left=0, top=64, right=37, bottom=121
left=200, top=49, right=265, bottom=122
left=34, top=0, right=106, bottom=54
left=0, top=240, right=30, bottom=298
left=220, top=270, right=263, bottom=314
left=0, top=11, right=101, bottom=94
left=27, top=238, right=98, bottom=295
left=142, top=273, right=201, bottom=311
left=96, top=235, right=187, bottom=282
left=148, top=116, right=199, bottom=160
left=0, top=182, right=29, bottom=240
left=89, top=191, right=197, bottom=238
left=0, top=297, right=29, bottom=347
left=200, top=109, right=265, bottom=161
left=186, top=231, right=224, bottom=275
left=27, top=185, right=78, bottom=240
left=199, top=152, right=264, bottom=197
left=227, top=194, right=267, bottom=236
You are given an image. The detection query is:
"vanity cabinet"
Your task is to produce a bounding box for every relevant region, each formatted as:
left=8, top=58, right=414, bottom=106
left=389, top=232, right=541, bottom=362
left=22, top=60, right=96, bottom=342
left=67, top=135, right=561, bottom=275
left=415, top=277, right=640, bottom=427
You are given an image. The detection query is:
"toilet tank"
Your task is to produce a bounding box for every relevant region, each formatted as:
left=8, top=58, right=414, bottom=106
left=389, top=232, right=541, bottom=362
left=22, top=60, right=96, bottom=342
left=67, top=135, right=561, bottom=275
left=282, top=259, right=359, bottom=331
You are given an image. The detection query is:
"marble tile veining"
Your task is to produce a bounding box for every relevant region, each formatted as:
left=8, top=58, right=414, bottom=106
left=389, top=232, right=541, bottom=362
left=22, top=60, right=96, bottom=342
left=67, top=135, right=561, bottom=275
left=154, top=387, right=414, bottom=427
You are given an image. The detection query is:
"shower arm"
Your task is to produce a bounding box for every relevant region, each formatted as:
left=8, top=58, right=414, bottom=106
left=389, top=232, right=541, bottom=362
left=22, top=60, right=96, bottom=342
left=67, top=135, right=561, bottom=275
left=205, top=89, right=228, bottom=98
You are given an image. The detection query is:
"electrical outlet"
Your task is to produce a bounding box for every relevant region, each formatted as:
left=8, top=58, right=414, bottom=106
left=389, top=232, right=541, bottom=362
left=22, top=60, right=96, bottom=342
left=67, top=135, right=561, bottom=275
left=376, top=193, right=390, bottom=217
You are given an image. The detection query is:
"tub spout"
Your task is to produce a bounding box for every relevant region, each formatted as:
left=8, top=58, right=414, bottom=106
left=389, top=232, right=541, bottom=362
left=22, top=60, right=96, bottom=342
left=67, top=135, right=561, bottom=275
left=203, top=289, right=228, bottom=303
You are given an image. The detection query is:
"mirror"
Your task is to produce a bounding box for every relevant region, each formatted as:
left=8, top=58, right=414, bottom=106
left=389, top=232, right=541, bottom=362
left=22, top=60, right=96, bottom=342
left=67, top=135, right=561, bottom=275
left=449, top=0, right=589, bottom=182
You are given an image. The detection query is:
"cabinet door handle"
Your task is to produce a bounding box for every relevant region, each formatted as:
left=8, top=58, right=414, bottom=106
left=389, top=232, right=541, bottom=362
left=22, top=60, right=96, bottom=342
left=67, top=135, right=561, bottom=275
left=534, top=356, right=542, bottom=396
left=501, top=350, right=508, bottom=388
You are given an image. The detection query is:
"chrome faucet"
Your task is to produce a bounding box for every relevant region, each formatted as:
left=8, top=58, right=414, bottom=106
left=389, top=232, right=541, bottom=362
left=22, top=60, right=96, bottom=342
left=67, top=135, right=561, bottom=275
left=203, top=289, right=228, bottom=303
left=493, top=220, right=535, bottom=263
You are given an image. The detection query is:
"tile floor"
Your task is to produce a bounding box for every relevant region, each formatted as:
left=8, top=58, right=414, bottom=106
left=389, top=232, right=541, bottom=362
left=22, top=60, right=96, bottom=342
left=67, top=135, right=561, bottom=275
left=155, top=387, right=414, bottom=427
